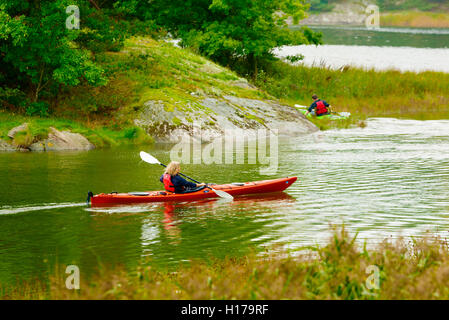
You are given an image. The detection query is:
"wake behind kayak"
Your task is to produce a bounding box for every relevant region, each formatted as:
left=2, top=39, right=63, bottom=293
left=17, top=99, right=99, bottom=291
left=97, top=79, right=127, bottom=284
left=88, top=177, right=297, bottom=206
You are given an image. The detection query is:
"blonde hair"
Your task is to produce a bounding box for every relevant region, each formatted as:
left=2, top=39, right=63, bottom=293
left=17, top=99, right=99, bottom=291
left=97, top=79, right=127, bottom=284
left=165, top=161, right=180, bottom=176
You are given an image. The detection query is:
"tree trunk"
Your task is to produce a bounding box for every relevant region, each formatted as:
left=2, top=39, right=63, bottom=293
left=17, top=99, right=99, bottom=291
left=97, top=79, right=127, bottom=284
left=88, top=0, right=101, bottom=10
left=248, top=53, right=258, bottom=80
left=33, top=65, right=51, bottom=102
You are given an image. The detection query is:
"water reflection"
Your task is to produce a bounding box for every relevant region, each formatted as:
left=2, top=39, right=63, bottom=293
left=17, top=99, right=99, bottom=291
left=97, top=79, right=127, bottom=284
left=138, top=193, right=296, bottom=263
left=2, top=118, right=449, bottom=285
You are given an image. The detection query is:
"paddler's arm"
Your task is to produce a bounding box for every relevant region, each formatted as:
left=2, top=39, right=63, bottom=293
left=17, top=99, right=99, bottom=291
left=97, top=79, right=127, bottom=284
left=172, top=175, right=198, bottom=189
left=305, top=103, right=315, bottom=116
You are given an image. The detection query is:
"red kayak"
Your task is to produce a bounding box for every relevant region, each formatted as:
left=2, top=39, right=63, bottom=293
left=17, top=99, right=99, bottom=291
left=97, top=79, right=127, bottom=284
left=89, top=176, right=297, bottom=206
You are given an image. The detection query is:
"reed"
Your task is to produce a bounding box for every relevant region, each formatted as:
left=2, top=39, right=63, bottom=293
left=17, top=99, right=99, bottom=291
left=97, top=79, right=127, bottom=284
left=253, top=60, right=449, bottom=129
left=381, top=11, right=449, bottom=28
left=4, top=228, right=449, bottom=300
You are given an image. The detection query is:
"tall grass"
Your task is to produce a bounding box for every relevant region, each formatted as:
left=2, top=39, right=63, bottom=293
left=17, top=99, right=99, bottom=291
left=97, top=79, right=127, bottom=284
left=4, top=228, right=449, bottom=300
left=0, top=111, right=153, bottom=148
left=381, top=11, right=449, bottom=28
left=253, top=60, right=449, bottom=128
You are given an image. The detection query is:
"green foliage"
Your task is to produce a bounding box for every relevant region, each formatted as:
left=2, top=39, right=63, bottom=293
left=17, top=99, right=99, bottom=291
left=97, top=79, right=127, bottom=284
left=26, top=101, right=49, bottom=117
left=307, top=0, right=336, bottom=12
left=285, top=54, right=304, bottom=63
left=145, top=0, right=321, bottom=75
left=0, top=87, right=26, bottom=110
left=121, top=126, right=153, bottom=144
left=0, top=0, right=108, bottom=108
left=0, top=111, right=154, bottom=148
left=12, top=129, right=33, bottom=148
left=7, top=228, right=449, bottom=299
left=75, top=7, right=128, bottom=53
left=253, top=60, right=449, bottom=122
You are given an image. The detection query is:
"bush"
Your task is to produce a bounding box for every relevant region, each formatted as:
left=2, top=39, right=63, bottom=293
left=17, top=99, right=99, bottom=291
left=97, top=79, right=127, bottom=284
left=308, top=0, right=336, bottom=12
left=0, top=87, right=26, bottom=110
left=25, top=101, right=49, bottom=117
left=12, top=130, right=34, bottom=149
left=121, top=126, right=154, bottom=145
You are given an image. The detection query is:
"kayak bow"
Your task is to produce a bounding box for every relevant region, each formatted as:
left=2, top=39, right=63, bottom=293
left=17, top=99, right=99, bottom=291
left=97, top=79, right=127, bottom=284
left=89, top=177, right=297, bottom=206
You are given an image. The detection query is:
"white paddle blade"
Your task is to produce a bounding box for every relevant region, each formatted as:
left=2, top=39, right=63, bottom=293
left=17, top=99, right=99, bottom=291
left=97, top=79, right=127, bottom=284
left=212, top=188, right=234, bottom=200
left=139, top=151, right=161, bottom=165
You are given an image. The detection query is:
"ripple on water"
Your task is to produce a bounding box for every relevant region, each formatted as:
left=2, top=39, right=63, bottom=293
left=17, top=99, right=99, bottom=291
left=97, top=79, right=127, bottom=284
left=271, top=118, right=449, bottom=247
left=274, top=45, right=449, bottom=72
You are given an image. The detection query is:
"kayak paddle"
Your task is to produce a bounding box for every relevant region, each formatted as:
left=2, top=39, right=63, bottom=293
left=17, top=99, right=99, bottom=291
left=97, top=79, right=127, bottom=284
left=139, top=151, right=233, bottom=200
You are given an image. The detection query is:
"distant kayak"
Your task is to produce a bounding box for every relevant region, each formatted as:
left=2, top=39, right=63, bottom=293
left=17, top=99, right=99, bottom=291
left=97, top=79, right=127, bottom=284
left=89, top=177, right=297, bottom=206
left=295, top=105, right=351, bottom=120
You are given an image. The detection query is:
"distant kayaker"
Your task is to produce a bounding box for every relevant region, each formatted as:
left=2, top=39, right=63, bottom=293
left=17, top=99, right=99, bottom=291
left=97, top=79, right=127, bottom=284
left=160, top=161, right=205, bottom=193
left=305, top=94, right=331, bottom=116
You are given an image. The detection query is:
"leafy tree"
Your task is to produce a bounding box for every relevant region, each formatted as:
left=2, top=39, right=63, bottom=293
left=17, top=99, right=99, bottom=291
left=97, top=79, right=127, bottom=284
left=144, top=0, right=322, bottom=75
left=307, top=0, right=336, bottom=12
left=0, top=0, right=107, bottom=114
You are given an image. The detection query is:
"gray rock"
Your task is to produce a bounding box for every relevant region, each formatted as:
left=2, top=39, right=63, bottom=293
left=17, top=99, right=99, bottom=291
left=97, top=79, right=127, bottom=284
left=7, top=122, right=29, bottom=139
left=135, top=95, right=318, bottom=143
left=0, top=139, right=15, bottom=151
left=231, top=80, right=257, bottom=89
left=29, top=127, right=95, bottom=151
left=291, top=1, right=374, bottom=26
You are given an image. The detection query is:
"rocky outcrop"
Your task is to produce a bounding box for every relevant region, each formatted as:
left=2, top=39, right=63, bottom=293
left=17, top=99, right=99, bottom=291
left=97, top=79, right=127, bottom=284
left=7, top=123, right=29, bottom=139
left=291, top=1, right=376, bottom=26
left=0, top=139, right=15, bottom=151
left=134, top=95, right=318, bottom=143
left=29, top=127, right=95, bottom=151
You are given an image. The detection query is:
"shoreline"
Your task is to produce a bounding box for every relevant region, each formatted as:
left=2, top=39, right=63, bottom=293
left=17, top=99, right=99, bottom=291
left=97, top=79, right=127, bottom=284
left=295, top=10, right=449, bottom=29
left=2, top=54, right=449, bottom=153
left=3, top=227, right=449, bottom=300
left=2, top=33, right=449, bottom=153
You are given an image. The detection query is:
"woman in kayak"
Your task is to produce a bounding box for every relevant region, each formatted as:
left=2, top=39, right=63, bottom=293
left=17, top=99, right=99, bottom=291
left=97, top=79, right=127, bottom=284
left=160, top=161, right=205, bottom=193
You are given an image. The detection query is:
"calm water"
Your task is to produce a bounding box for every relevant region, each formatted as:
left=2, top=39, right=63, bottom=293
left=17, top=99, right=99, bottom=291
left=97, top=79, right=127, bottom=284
left=282, top=25, right=449, bottom=72
left=1, top=118, right=449, bottom=286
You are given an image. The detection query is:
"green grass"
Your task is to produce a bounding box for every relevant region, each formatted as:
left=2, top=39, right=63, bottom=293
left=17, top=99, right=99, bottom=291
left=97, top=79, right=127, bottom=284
left=253, top=60, right=449, bottom=129
left=4, top=33, right=448, bottom=139
left=0, top=111, right=153, bottom=148
left=44, top=36, right=266, bottom=135
left=2, top=36, right=261, bottom=147
left=380, top=11, right=449, bottom=28
left=5, top=227, right=449, bottom=299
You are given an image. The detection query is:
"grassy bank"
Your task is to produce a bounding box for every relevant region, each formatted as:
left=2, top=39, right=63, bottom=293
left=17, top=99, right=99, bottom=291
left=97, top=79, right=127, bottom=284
left=381, top=11, right=449, bottom=28
left=0, top=37, right=269, bottom=148
left=253, top=60, right=449, bottom=129
left=3, top=34, right=448, bottom=139
left=0, top=111, right=153, bottom=148
left=4, top=228, right=449, bottom=299
left=0, top=37, right=268, bottom=148
left=55, top=37, right=266, bottom=123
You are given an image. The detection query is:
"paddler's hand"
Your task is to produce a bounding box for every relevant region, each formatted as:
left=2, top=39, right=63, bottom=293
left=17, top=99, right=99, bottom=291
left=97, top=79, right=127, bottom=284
left=197, top=183, right=206, bottom=187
